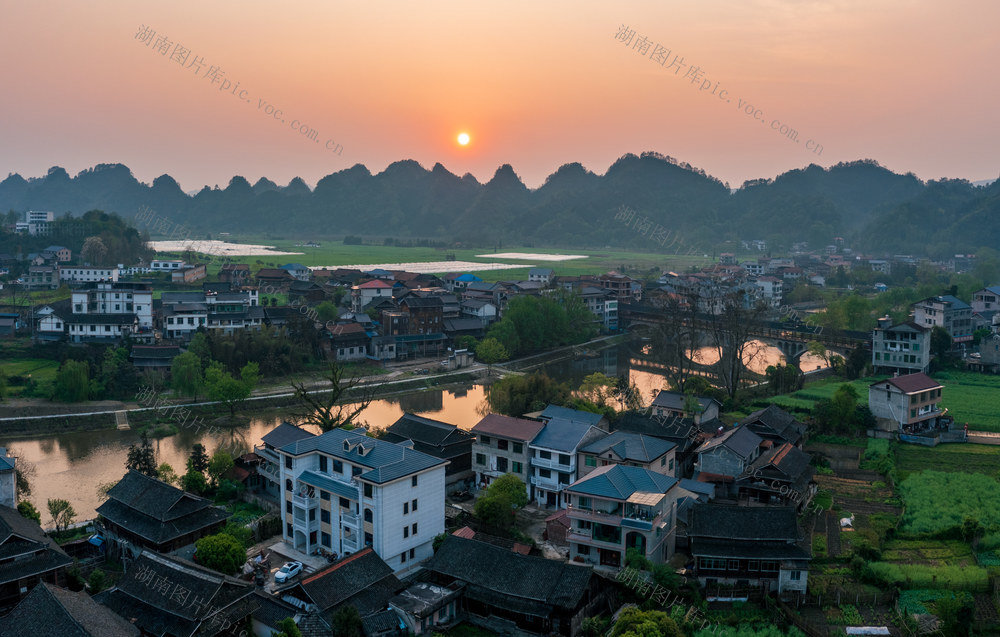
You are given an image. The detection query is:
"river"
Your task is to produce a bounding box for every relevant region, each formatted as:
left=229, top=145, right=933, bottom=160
left=3, top=340, right=829, bottom=521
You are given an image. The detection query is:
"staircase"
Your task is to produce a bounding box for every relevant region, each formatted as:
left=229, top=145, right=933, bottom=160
left=115, top=411, right=130, bottom=430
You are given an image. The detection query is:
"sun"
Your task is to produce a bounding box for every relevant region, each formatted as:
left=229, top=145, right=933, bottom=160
left=457, top=132, right=470, bottom=146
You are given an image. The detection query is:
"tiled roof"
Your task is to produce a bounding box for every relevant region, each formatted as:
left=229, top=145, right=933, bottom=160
left=425, top=536, right=591, bottom=614
left=0, top=508, right=73, bottom=585
left=739, top=404, right=806, bottom=445
left=471, top=414, right=545, bottom=442
left=877, top=372, right=943, bottom=394
left=297, top=471, right=359, bottom=500
left=529, top=418, right=598, bottom=453
left=580, top=431, right=675, bottom=462
left=280, top=429, right=446, bottom=484
left=0, top=582, right=139, bottom=637
left=261, top=422, right=316, bottom=449
left=695, top=425, right=762, bottom=459
left=690, top=504, right=800, bottom=541
left=385, top=414, right=474, bottom=448
left=294, top=548, right=400, bottom=613
left=358, top=279, right=392, bottom=289
left=362, top=608, right=405, bottom=634
left=566, top=464, right=678, bottom=500
left=538, top=405, right=605, bottom=426
left=650, top=390, right=719, bottom=412
left=64, top=314, right=136, bottom=325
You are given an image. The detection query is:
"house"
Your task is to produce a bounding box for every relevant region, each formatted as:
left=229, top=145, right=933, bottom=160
left=96, top=551, right=257, bottom=637
left=600, top=273, right=641, bottom=304
left=650, top=390, right=721, bottom=425
left=280, top=263, right=312, bottom=282
left=538, top=404, right=610, bottom=430
left=528, top=418, right=606, bottom=508
left=736, top=443, right=816, bottom=509
left=383, top=414, right=476, bottom=490
left=19, top=210, right=54, bottom=235
left=868, top=373, right=946, bottom=433
left=564, top=464, right=680, bottom=567
left=44, top=245, right=72, bottom=262
left=970, top=332, right=1000, bottom=374
left=95, top=470, right=231, bottom=555
left=911, top=295, right=974, bottom=347
left=288, top=280, right=326, bottom=304
left=545, top=510, right=571, bottom=545
left=326, top=322, right=371, bottom=361
left=613, top=411, right=717, bottom=478
left=693, top=426, right=764, bottom=492
left=446, top=273, right=482, bottom=292
left=72, top=281, right=154, bottom=328
left=0, top=505, right=73, bottom=610
left=422, top=535, right=599, bottom=637
left=350, top=279, right=394, bottom=312
left=577, top=286, right=619, bottom=330
left=459, top=299, right=497, bottom=326
left=33, top=300, right=71, bottom=341
left=219, top=263, right=251, bottom=285
left=577, top=431, right=677, bottom=479
left=59, top=266, right=119, bottom=283
left=25, top=264, right=59, bottom=290
left=256, top=268, right=296, bottom=292
left=689, top=505, right=809, bottom=594
left=471, top=414, right=545, bottom=489
left=738, top=404, right=807, bottom=448
left=754, top=276, right=783, bottom=308
left=528, top=268, right=554, bottom=284
left=0, top=313, right=17, bottom=338
left=253, top=422, right=316, bottom=506
left=171, top=263, right=207, bottom=283
left=442, top=318, right=485, bottom=341
left=66, top=313, right=140, bottom=344
left=872, top=317, right=932, bottom=376
left=130, top=345, right=181, bottom=371
left=275, top=428, right=447, bottom=573
left=398, top=296, right=444, bottom=335
left=0, top=582, right=139, bottom=637
left=0, top=449, right=15, bottom=507
left=150, top=259, right=186, bottom=271
left=278, top=548, right=401, bottom=618
left=389, top=580, right=462, bottom=635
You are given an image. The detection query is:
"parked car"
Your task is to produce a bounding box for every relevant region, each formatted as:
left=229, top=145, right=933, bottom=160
left=274, top=561, right=303, bottom=583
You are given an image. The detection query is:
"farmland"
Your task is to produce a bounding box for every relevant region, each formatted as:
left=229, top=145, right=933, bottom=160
left=897, top=471, right=1000, bottom=536
left=894, top=443, right=1000, bottom=481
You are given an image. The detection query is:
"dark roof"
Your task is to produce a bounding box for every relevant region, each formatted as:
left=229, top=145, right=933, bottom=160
left=579, top=431, right=675, bottom=462
left=96, top=471, right=230, bottom=545
left=291, top=548, right=400, bottom=614
left=0, top=505, right=73, bottom=584
left=695, top=425, right=762, bottom=459
left=0, top=582, right=139, bottom=637
left=99, top=551, right=255, bottom=637
left=131, top=345, right=181, bottom=359
left=442, top=318, right=485, bottom=332
left=399, top=296, right=444, bottom=309
left=64, top=314, right=137, bottom=325
left=566, top=464, right=678, bottom=500
left=261, top=422, right=316, bottom=449
left=248, top=591, right=299, bottom=630
left=425, top=536, right=592, bottom=615
left=650, top=391, right=719, bottom=413
left=744, top=442, right=813, bottom=482
left=530, top=418, right=599, bottom=453
left=539, top=405, right=606, bottom=426
left=471, top=414, right=545, bottom=442
left=875, top=372, right=943, bottom=394
left=256, top=268, right=294, bottom=279
left=613, top=411, right=706, bottom=450
left=280, top=429, right=447, bottom=484
left=739, top=404, right=806, bottom=445
left=385, top=413, right=475, bottom=448
left=689, top=504, right=800, bottom=542
left=363, top=608, right=405, bottom=635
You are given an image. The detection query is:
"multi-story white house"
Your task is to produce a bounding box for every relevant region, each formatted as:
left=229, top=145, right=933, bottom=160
left=868, top=373, right=945, bottom=433
left=578, top=286, right=618, bottom=330
left=59, top=266, right=119, bottom=284
left=565, top=464, right=680, bottom=568
left=528, top=418, right=605, bottom=509
left=65, top=281, right=154, bottom=342
left=160, top=289, right=263, bottom=340
left=872, top=317, right=931, bottom=376
left=577, top=431, right=677, bottom=480
left=754, top=276, right=783, bottom=308
left=912, top=295, right=973, bottom=347
left=274, top=428, right=447, bottom=574
left=151, top=259, right=187, bottom=271
left=471, top=415, right=544, bottom=491
left=351, top=279, right=394, bottom=312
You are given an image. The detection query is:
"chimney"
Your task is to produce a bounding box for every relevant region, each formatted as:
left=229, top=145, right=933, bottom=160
left=877, top=315, right=892, bottom=329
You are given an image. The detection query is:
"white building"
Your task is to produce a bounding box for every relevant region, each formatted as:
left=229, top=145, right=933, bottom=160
left=275, top=427, right=448, bottom=574
left=59, top=266, right=119, bottom=284
left=754, top=276, right=783, bottom=308
left=71, top=281, right=153, bottom=327
left=0, top=448, right=17, bottom=508
left=868, top=373, right=945, bottom=433
left=528, top=418, right=605, bottom=509
left=872, top=317, right=931, bottom=376
left=151, top=259, right=187, bottom=271
left=16, top=210, right=55, bottom=235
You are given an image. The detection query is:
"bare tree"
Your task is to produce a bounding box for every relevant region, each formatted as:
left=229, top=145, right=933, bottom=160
left=637, top=291, right=704, bottom=393
left=81, top=236, right=108, bottom=265
left=708, top=291, right=769, bottom=400
left=291, top=362, right=376, bottom=433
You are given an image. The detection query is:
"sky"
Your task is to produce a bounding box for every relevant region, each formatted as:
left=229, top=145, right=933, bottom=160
left=2, top=1, right=998, bottom=192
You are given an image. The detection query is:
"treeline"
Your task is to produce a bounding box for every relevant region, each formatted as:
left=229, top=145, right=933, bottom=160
left=0, top=209, right=152, bottom=267
left=486, top=291, right=598, bottom=358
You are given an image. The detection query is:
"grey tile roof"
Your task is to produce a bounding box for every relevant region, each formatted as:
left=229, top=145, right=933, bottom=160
left=290, top=548, right=400, bottom=613
left=261, top=422, right=316, bottom=449
left=689, top=504, right=800, bottom=541
left=539, top=405, right=605, bottom=426
left=580, top=431, right=675, bottom=462
left=530, top=418, right=598, bottom=453
left=565, top=464, right=678, bottom=500
left=739, top=404, right=806, bottom=445
left=280, top=429, right=446, bottom=484
left=650, top=390, right=719, bottom=412
left=695, top=425, right=762, bottom=459
left=363, top=608, right=405, bottom=635
left=385, top=413, right=474, bottom=448
left=743, top=442, right=814, bottom=486
left=0, top=582, right=139, bottom=637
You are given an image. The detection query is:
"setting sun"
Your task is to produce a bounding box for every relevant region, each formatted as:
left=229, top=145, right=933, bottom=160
left=457, top=132, right=470, bottom=146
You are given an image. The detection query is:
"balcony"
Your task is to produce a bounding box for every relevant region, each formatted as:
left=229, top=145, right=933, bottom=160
left=293, top=494, right=318, bottom=510
left=341, top=512, right=360, bottom=529
left=566, top=506, right=624, bottom=526
left=292, top=514, right=319, bottom=533
left=530, top=475, right=569, bottom=490
left=531, top=457, right=573, bottom=472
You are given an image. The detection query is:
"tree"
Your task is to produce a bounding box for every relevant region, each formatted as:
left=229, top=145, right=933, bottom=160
left=194, top=533, right=246, bottom=575
left=476, top=337, right=509, bottom=375
left=17, top=501, right=41, bottom=524
left=291, top=362, right=375, bottom=432
left=96, top=480, right=118, bottom=502
left=806, top=340, right=828, bottom=366
left=47, top=498, right=76, bottom=534
left=611, top=374, right=642, bottom=412
left=330, top=605, right=364, bottom=637
left=765, top=364, right=801, bottom=395
left=207, top=450, right=234, bottom=487
left=125, top=432, right=158, bottom=477
left=813, top=384, right=862, bottom=435
left=157, top=463, right=179, bottom=486
left=610, top=607, right=682, bottom=637
left=171, top=352, right=204, bottom=399
left=474, top=474, right=528, bottom=531
left=0, top=367, right=7, bottom=402
left=578, top=372, right=617, bottom=408
left=88, top=568, right=108, bottom=594
left=487, top=319, right=520, bottom=357
left=188, top=443, right=210, bottom=473
left=638, top=292, right=702, bottom=393
left=271, top=617, right=304, bottom=637
left=315, top=301, right=339, bottom=323
left=53, top=360, right=90, bottom=402
left=485, top=372, right=571, bottom=417
left=931, top=325, right=953, bottom=360
left=205, top=361, right=258, bottom=417
left=485, top=474, right=529, bottom=509
left=181, top=468, right=208, bottom=495
left=7, top=445, right=35, bottom=502
left=708, top=293, right=769, bottom=399
left=81, top=236, right=108, bottom=265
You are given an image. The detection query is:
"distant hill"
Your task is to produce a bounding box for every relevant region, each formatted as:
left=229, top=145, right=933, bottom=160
left=2, top=156, right=997, bottom=257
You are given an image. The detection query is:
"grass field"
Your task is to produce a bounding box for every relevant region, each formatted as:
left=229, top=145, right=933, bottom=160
left=933, top=371, right=1000, bottom=432
left=0, top=357, right=59, bottom=397
left=894, top=443, right=1000, bottom=481
left=766, top=377, right=880, bottom=412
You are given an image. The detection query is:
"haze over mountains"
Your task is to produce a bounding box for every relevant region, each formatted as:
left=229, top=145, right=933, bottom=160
left=2, top=153, right=998, bottom=257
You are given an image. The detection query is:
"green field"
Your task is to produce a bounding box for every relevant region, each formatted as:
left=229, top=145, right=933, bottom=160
left=894, top=443, right=1000, bottom=481
left=934, top=371, right=1000, bottom=432
left=765, top=377, right=880, bottom=412
left=0, top=357, right=59, bottom=397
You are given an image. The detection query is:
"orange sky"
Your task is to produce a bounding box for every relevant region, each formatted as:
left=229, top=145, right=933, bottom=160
left=1, top=1, right=998, bottom=192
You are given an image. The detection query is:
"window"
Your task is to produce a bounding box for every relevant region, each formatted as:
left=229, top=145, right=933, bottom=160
left=404, top=526, right=409, bottom=538
left=480, top=435, right=491, bottom=445
left=669, top=459, right=674, bottom=472
left=409, top=548, right=415, bottom=559
left=321, top=532, right=331, bottom=547
left=585, top=456, right=596, bottom=467
left=333, top=460, right=343, bottom=473
left=496, top=457, right=508, bottom=472
left=401, top=552, right=407, bottom=564
left=285, top=479, right=293, bottom=492
left=412, top=522, right=418, bottom=535
left=660, top=456, right=666, bottom=466
left=412, top=499, right=418, bottom=512
left=364, top=483, right=373, bottom=498
left=353, top=466, right=362, bottom=477
left=512, top=442, right=523, bottom=454
left=319, top=456, right=327, bottom=472
left=558, top=453, right=570, bottom=465
left=497, top=439, right=509, bottom=451
left=539, top=469, right=551, bottom=479
left=286, top=501, right=292, bottom=514
left=748, top=560, right=759, bottom=571
left=404, top=502, right=409, bottom=514
left=320, top=490, right=330, bottom=501
left=578, top=545, right=590, bottom=555
left=578, top=496, right=592, bottom=510
left=727, top=559, right=739, bottom=570
left=511, top=461, right=522, bottom=474
left=321, top=509, right=330, bottom=523
left=540, top=450, right=551, bottom=460
left=475, top=453, right=486, bottom=465
left=285, top=456, right=293, bottom=470
left=339, top=497, right=350, bottom=509
left=790, top=570, right=801, bottom=581
left=412, top=476, right=418, bottom=487
left=365, top=531, right=373, bottom=546
left=364, top=508, right=373, bottom=523
left=287, top=523, right=293, bottom=537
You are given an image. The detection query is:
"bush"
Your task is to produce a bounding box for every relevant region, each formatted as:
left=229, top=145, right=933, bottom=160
left=87, top=568, right=107, bottom=594
left=194, top=533, right=247, bottom=575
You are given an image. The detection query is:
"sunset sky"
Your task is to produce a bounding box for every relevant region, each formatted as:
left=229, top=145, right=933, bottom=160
left=2, top=1, right=998, bottom=191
